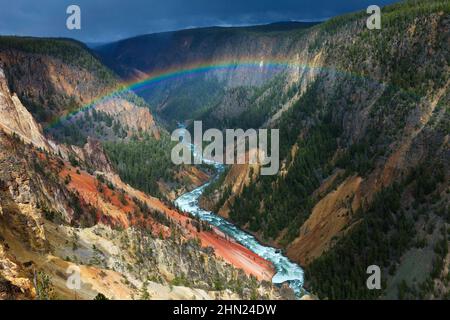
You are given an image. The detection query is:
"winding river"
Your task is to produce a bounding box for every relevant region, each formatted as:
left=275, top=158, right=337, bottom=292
left=174, top=142, right=306, bottom=297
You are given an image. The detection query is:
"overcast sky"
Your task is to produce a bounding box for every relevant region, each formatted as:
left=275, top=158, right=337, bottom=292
left=0, top=0, right=401, bottom=43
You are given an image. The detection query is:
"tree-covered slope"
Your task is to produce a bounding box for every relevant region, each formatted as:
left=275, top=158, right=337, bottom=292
left=200, top=0, right=450, bottom=299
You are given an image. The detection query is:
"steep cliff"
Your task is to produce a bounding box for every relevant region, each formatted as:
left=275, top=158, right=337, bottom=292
left=0, top=117, right=280, bottom=301
left=0, top=37, right=159, bottom=144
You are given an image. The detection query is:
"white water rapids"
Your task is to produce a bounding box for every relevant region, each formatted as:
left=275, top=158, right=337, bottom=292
left=173, top=136, right=305, bottom=297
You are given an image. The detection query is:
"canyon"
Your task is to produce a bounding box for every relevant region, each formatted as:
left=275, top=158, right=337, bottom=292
left=0, top=0, right=449, bottom=300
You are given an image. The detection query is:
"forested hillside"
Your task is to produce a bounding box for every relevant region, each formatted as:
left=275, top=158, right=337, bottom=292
left=0, top=36, right=159, bottom=142
left=193, top=0, right=450, bottom=299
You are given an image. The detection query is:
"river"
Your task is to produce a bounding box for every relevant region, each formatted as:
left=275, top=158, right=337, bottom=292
left=174, top=145, right=306, bottom=297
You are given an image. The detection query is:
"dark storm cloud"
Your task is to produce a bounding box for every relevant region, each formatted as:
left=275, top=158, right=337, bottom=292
left=0, top=0, right=401, bottom=42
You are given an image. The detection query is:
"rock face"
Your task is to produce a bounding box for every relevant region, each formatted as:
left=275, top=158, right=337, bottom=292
left=0, top=0, right=448, bottom=301
left=0, top=67, right=49, bottom=150
left=0, top=120, right=279, bottom=300
left=96, top=23, right=322, bottom=126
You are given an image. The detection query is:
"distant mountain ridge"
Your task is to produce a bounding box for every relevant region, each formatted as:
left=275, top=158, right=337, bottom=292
left=96, top=21, right=318, bottom=80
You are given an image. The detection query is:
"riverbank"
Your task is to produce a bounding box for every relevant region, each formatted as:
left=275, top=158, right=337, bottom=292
left=200, top=227, right=275, bottom=281
left=115, top=176, right=276, bottom=281
left=175, top=178, right=305, bottom=296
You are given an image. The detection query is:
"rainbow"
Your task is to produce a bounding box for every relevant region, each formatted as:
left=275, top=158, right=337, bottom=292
left=44, top=58, right=375, bottom=130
